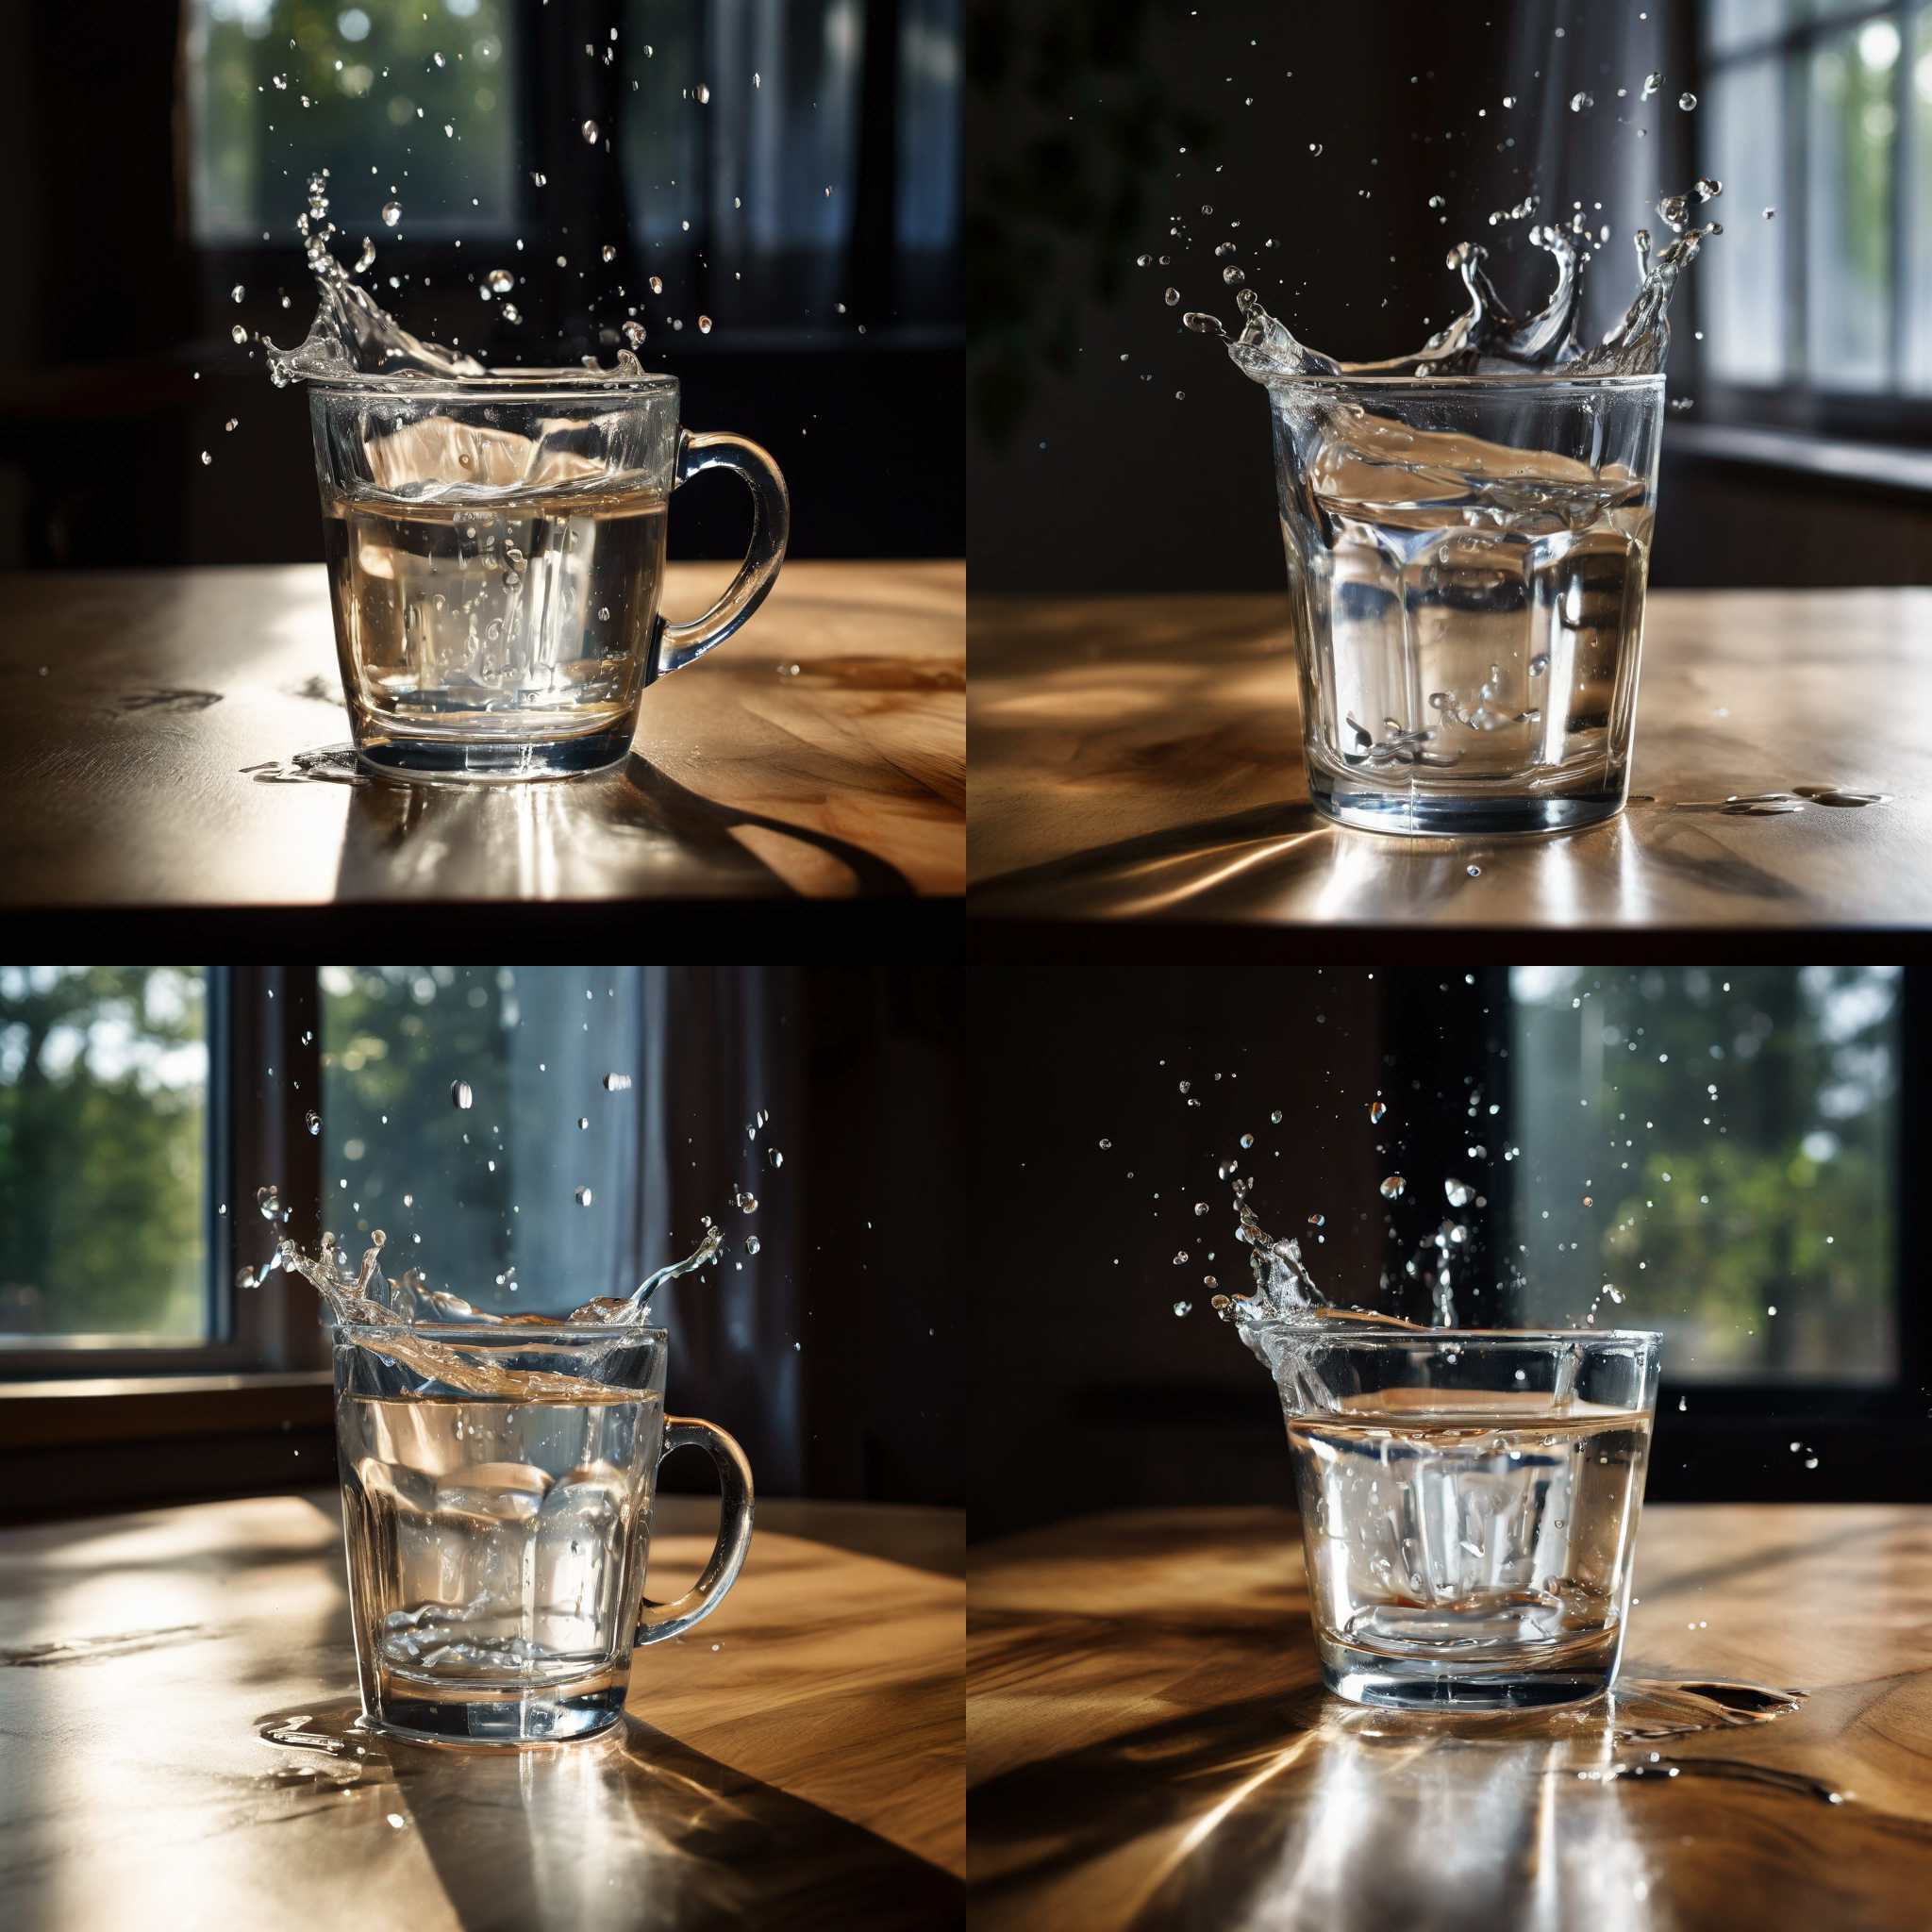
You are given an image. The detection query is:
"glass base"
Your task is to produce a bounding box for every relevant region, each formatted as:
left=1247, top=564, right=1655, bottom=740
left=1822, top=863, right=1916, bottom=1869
left=1308, top=772, right=1625, bottom=838
left=1319, top=1640, right=1618, bottom=1711
left=362, top=1674, right=629, bottom=1746
left=352, top=724, right=635, bottom=784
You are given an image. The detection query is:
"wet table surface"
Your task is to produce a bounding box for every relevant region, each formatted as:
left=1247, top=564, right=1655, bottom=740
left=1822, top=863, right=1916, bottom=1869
left=968, top=1504, right=1932, bottom=1932
left=0, top=560, right=964, bottom=938
left=968, top=589, right=1929, bottom=936
left=0, top=1492, right=964, bottom=1932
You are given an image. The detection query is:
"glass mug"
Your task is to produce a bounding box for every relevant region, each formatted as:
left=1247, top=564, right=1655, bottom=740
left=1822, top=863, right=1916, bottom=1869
left=1266, top=372, right=1663, bottom=836
left=1278, top=1324, right=1660, bottom=1708
left=334, top=1321, right=754, bottom=1744
left=309, top=373, right=789, bottom=781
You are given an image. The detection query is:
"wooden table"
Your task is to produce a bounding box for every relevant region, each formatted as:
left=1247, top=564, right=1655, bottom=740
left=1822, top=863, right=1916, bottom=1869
left=969, top=589, right=1931, bottom=939
left=0, top=560, right=963, bottom=944
left=0, top=1492, right=963, bottom=1931
left=968, top=1504, right=1932, bottom=1931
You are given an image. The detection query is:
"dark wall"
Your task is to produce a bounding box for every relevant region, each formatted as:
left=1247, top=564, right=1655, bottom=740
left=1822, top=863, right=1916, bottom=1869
left=0, top=5, right=961, bottom=570
left=966, top=0, right=1932, bottom=594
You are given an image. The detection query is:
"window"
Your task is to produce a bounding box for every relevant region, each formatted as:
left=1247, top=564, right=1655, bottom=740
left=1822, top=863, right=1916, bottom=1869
left=1503, top=966, right=1901, bottom=1384
left=1699, top=2, right=1932, bottom=411
left=183, top=0, right=961, bottom=343
left=0, top=968, right=211, bottom=1344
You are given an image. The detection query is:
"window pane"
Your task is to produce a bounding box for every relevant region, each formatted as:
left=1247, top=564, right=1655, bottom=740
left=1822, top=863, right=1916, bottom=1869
left=0, top=969, right=210, bottom=1343
left=1907, top=6, right=1932, bottom=391
left=1707, top=0, right=1796, bottom=56
left=1507, top=967, right=1900, bottom=1383
left=185, top=0, right=523, bottom=243
left=319, top=966, right=664, bottom=1313
left=1706, top=57, right=1787, bottom=383
left=1807, top=24, right=1899, bottom=388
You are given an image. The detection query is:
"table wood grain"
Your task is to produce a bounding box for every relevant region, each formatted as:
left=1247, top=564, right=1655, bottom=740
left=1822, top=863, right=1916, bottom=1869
left=0, top=560, right=963, bottom=930
left=968, top=589, right=1931, bottom=933
left=0, top=1492, right=963, bottom=1931
left=967, top=1504, right=1932, bottom=1932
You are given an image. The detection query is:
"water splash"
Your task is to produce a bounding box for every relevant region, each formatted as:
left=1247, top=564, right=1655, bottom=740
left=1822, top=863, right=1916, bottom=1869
left=263, top=171, right=650, bottom=391
left=1185, top=181, right=1722, bottom=387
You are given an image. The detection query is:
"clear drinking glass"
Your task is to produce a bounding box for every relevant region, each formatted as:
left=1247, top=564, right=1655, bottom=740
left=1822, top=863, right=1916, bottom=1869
left=1279, top=1325, right=1660, bottom=1709
left=1268, top=373, right=1664, bottom=835
left=308, top=373, right=789, bottom=781
left=333, top=1321, right=753, bottom=1745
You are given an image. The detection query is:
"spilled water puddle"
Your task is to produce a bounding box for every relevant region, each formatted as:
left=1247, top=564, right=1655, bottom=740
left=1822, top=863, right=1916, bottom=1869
left=256, top=1702, right=396, bottom=1798
left=1630, top=788, right=1890, bottom=816
left=242, top=744, right=367, bottom=786
left=1573, top=1756, right=1850, bottom=1804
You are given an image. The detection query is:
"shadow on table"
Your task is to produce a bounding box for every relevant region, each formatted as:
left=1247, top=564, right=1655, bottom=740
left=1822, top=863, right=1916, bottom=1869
left=328, top=754, right=912, bottom=902
left=258, top=1698, right=958, bottom=1932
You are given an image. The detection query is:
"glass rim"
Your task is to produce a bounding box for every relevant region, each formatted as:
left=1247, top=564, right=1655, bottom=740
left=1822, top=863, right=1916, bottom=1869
left=1257, top=371, right=1665, bottom=392
left=337, top=1319, right=667, bottom=1345
left=1285, top=1324, right=1662, bottom=1348
left=304, top=368, right=677, bottom=403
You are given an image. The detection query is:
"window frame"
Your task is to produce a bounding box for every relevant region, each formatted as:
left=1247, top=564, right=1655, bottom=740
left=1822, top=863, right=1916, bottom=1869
left=0, top=966, right=327, bottom=1381
left=1690, top=0, right=1932, bottom=446
left=1465, top=964, right=1927, bottom=1503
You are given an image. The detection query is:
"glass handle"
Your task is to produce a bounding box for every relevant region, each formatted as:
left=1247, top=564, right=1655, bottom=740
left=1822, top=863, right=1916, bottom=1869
left=635, top=1416, right=756, bottom=1646
left=648, top=429, right=791, bottom=682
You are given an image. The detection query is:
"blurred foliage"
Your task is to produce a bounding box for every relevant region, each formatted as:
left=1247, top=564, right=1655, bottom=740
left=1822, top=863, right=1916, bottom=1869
left=190, top=0, right=518, bottom=241
left=0, top=968, right=208, bottom=1340
left=1512, top=966, right=1898, bottom=1379
left=967, top=0, right=1217, bottom=451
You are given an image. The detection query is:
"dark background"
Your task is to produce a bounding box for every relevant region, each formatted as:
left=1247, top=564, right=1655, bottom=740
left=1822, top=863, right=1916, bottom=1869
left=0, top=0, right=961, bottom=571
left=966, top=965, right=1932, bottom=1543
left=967, top=0, right=1932, bottom=593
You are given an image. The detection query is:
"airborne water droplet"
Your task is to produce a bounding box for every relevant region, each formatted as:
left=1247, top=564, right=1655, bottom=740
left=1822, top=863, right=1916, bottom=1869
left=575, top=1186, right=593, bottom=1206
left=1370, top=1100, right=1388, bottom=1124
left=698, top=315, right=713, bottom=334
left=451, top=1081, right=473, bottom=1109
left=1678, top=92, right=1697, bottom=110
left=582, top=119, right=600, bottom=143
left=305, top=1111, right=321, bottom=1137
left=485, top=268, right=514, bottom=294
left=602, top=1073, right=632, bottom=1091
left=381, top=199, right=402, bottom=226
left=602, top=244, right=616, bottom=262
left=1173, top=1300, right=1192, bottom=1317
left=1380, top=1174, right=1406, bottom=1199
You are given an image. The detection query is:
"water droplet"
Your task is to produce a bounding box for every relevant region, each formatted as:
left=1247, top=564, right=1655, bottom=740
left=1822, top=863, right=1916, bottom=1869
left=575, top=1186, right=593, bottom=1207
left=1370, top=1100, right=1388, bottom=1124
left=736, top=1191, right=758, bottom=1215
left=1307, top=143, right=1322, bottom=156
left=648, top=275, right=664, bottom=295
left=1678, top=92, right=1697, bottom=110
left=581, top=119, right=600, bottom=143
left=1570, top=92, right=1593, bottom=111
left=230, top=324, right=250, bottom=346
left=231, top=284, right=245, bottom=303
left=500, top=303, right=521, bottom=325
left=1445, top=1178, right=1473, bottom=1207
left=695, top=83, right=710, bottom=105
left=305, top=1111, right=321, bottom=1137
left=1380, top=1174, right=1406, bottom=1199
left=768, top=1147, right=784, bottom=1169
left=1307, top=1212, right=1325, bottom=1227
left=1270, top=1110, right=1283, bottom=1124
left=1240, top=1133, right=1255, bottom=1149
left=1641, top=72, right=1663, bottom=100
left=379, top=198, right=403, bottom=228
left=451, top=1080, right=473, bottom=1110
left=602, top=1073, right=632, bottom=1092
left=1173, top=1301, right=1192, bottom=1318
left=257, top=1185, right=281, bottom=1221
left=576, top=1117, right=589, bottom=1131
left=1173, top=1251, right=1190, bottom=1266
left=602, top=244, right=617, bottom=262
left=200, top=450, right=212, bottom=466
left=1427, top=195, right=1445, bottom=209
left=1467, top=863, right=1482, bottom=877
left=485, top=268, right=514, bottom=294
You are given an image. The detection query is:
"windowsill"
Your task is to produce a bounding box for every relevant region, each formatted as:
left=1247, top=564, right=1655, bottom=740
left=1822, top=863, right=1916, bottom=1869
left=1666, top=421, right=1932, bottom=496
left=0, top=1371, right=332, bottom=1447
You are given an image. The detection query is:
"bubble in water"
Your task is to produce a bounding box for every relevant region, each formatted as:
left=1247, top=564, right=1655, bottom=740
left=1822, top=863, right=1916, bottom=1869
left=575, top=1186, right=593, bottom=1206
left=381, top=199, right=402, bottom=226
left=485, top=268, right=514, bottom=294
left=1380, top=1174, right=1406, bottom=1199
left=305, top=1111, right=321, bottom=1137
left=582, top=119, right=600, bottom=143
left=1173, top=1300, right=1192, bottom=1317
left=603, top=1073, right=632, bottom=1092
left=1370, top=1100, right=1388, bottom=1124
left=1678, top=92, right=1697, bottom=110
left=451, top=1080, right=473, bottom=1110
